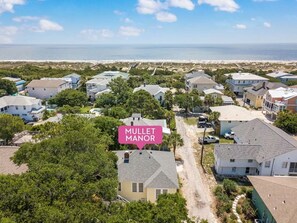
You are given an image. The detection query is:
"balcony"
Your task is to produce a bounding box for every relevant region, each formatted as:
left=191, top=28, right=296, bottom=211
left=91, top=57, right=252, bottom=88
left=263, top=100, right=286, bottom=113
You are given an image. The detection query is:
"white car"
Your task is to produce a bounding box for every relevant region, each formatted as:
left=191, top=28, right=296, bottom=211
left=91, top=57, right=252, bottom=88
left=224, top=131, right=235, bottom=139
left=199, top=135, right=220, bottom=144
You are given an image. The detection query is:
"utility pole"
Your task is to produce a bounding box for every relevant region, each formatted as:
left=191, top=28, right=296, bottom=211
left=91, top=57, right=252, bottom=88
left=200, top=125, right=207, bottom=172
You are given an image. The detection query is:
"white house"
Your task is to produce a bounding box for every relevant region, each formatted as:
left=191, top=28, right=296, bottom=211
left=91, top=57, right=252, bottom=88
left=133, top=84, right=169, bottom=103
left=214, top=119, right=297, bottom=176
left=26, top=79, right=71, bottom=100
left=63, top=73, right=81, bottom=89
left=0, top=95, right=45, bottom=122
left=210, top=105, right=262, bottom=135
left=203, top=88, right=223, bottom=99
left=266, top=71, right=292, bottom=79
left=279, top=75, right=297, bottom=83
left=225, top=72, right=268, bottom=96
left=86, top=71, right=129, bottom=100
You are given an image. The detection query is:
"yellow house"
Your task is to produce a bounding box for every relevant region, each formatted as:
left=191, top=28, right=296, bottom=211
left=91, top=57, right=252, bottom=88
left=115, top=150, right=179, bottom=203
left=243, top=82, right=287, bottom=108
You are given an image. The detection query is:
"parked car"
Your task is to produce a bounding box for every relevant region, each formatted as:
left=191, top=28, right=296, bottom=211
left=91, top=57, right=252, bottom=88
left=198, top=135, right=219, bottom=144
left=224, top=131, right=235, bottom=139
left=197, top=115, right=208, bottom=128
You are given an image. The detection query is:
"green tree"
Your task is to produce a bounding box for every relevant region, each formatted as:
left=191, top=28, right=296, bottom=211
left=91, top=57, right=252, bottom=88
left=108, top=77, right=132, bottom=105
left=209, top=111, right=220, bottom=125
left=126, top=90, right=166, bottom=119
left=174, top=92, right=202, bottom=113
left=0, top=114, right=24, bottom=145
left=164, top=131, right=184, bottom=156
left=223, top=179, right=237, bottom=195
left=95, top=93, right=117, bottom=108
left=204, top=94, right=215, bottom=107
left=164, top=91, right=174, bottom=110
left=57, top=105, right=81, bottom=114
left=0, top=79, right=17, bottom=95
left=274, top=110, right=297, bottom=134
left=49, top=89, right=87, bottom=107
left=103, top=106, right=129, bottom=119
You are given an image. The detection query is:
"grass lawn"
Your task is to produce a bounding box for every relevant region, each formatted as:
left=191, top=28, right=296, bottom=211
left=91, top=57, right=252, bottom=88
left=183, top=117, right=197, bottom=126
left=80, top=106, right=92, bottom=114
left=219, top=137, right=234, bottom=144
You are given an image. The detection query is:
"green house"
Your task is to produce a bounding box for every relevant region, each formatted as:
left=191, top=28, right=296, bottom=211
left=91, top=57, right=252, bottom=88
left=248, top=176, right=297, bottom=223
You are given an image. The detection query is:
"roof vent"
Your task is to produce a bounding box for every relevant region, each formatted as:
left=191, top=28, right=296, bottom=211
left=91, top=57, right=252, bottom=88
left=282, top=200, right=286, bottom=204
left=268, top=194, right=271, bottom=197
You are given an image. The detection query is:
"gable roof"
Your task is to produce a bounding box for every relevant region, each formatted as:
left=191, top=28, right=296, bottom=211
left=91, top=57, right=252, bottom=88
left=232, top=119, right=297, bottom=162
left=27, top=79, right=67, bottom=88
left=188, top=76, right=217, bottom=85
left=133, top=84, right=169, bottom=96
left=115, top=150, right=179, bottom=189
left=266, top=71, right=292, bottom=79
left=0, top=95, right=41, bottom=108
left=248, top=176, right=297, bottom=223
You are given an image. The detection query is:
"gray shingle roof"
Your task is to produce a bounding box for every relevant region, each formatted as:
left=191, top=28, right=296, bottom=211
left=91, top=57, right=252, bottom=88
left=245, top=82, right=288, bottom=96
left=232, top=119, right=297, bottom=162
left=0, top=146, right=28, bottom=174
left=215, top=144, right=261, bottom=160
left=188, top=76, right=217, bottom=85
left=64, top=73, right=81, bottom=78
left=115, top=150, right=179, bottom=189
left=27, top=79, right=67, bottom=88
left=133, top=85, right=169, bottom=96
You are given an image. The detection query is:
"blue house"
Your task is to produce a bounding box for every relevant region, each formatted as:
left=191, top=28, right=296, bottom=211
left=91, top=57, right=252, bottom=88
left=63, top=73, right=81, bottom=89
left=2, top=77, right=26, bottom=92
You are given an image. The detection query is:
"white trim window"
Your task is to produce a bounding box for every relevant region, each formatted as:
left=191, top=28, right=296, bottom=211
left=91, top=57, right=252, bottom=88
left=282, top=162, right=288, bottom=168
left=265, top=161, right=271, bottom=168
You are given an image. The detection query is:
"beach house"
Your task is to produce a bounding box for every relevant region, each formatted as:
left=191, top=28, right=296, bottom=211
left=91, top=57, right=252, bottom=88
left=26, top=79, right=71, bottom=99
left=225, top=72, right=268, bottom=96
left=133, top=84, right=170, bottom=104
left=2, top=77, right=26, bottom=92
left=115, top=150, right=179, bottom=203
left=214, top=119, right=297, bottom=176
left=0, top=95, right=45, bottom=122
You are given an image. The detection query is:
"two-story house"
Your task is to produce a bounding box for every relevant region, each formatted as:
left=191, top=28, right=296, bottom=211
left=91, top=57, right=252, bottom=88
left=63, top=73, right=81, bottom=89
left=115, top=150, right=179, bottom=203
left=225, top=72, right=268, bottom=96
left=26, top=79, right=71, bottom=100
left=86, top=71, right=129, bottom=100
left=186, top=76, right=218, bottom=93
left=133, top=84, right=170, bottom=104
left=0, top=95, right=45, bottom=122
left=243, top=82, right=287, bottom=108
left=262, top=87, right=297, bottom=119
left=214, top=118, right=297, bottom=176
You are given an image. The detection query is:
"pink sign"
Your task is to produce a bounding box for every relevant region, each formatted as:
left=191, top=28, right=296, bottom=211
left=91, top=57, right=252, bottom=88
left=118, top=126, right=163, bottom=150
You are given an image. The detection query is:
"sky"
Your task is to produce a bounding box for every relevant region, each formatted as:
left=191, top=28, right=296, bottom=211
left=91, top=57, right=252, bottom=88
left=0, top=0, right=296, bottom=44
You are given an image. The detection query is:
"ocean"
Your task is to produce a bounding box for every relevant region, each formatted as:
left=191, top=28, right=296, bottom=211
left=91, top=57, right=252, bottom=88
left=0, top=44, right=297, bottom=61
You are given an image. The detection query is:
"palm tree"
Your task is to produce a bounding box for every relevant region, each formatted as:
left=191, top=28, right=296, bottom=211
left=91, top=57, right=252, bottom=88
left=168, top=131, right=184, bottom=156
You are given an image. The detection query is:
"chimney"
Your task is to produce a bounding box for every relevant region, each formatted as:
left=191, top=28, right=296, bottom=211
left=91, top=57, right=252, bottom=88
left=124, top=151, right=130, bottom=163
left=262, top=82, right=266, bottom=89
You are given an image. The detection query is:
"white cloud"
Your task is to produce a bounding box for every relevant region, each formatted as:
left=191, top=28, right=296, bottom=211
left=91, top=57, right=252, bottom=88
left=234, top=24, right=247, bottom=29
left=263, top=22, right=271, bottom=28
left=0, top=0, right=25, bottom=14
left=251, top=17, right=256, bottom=21
left=168, top=0, right=195, bottom=10
left=13, top=16, right=40, bottom=22
left=113, top=10, right=125, bottom=15
left=38, top=19, right=63, bottom=32
left=253, top=0, right=278, bottom=2
left=198, top=0, right=239, bottom=12
left=80, top=29, right=113, bottom=41
left=119, top=26, right=143, bottom=36
left=137, top=0, right=165, bottom=14
left=0, top=26, right=18, bottom=43
left=156, top=11, right=177, bottom=22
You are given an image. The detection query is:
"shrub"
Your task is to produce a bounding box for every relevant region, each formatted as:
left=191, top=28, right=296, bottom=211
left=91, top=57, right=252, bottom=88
left=223, top=179, right=237, bottom=195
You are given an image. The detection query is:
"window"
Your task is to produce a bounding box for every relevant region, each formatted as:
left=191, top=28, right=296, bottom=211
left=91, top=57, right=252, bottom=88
left=289, top=162, right=297, bottom=173
left=32, top=88, right=35, bottom=90
left=156, top=189, right=168, bottom=199
left=15, top=106, right=18, bottom=110
left=282, top=162, right=288, bottom=168
left=44, top=88, right=46, bottom=91
left=248, top=159, right=253, bottom=163
left=265, top=161, right=271, bottom=168
left=139, top=183, right=143, bottom=192
left=132, top=183, right=137, bottom=192
left=228, top=121, right=231, bottom=123
left=23, top=106, right=26, bottom=110
left=230, top=159, right=235, bottom=163
left=232, top=167, right=236, bottom=172
left=118, top=183, right=121, bottom=191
